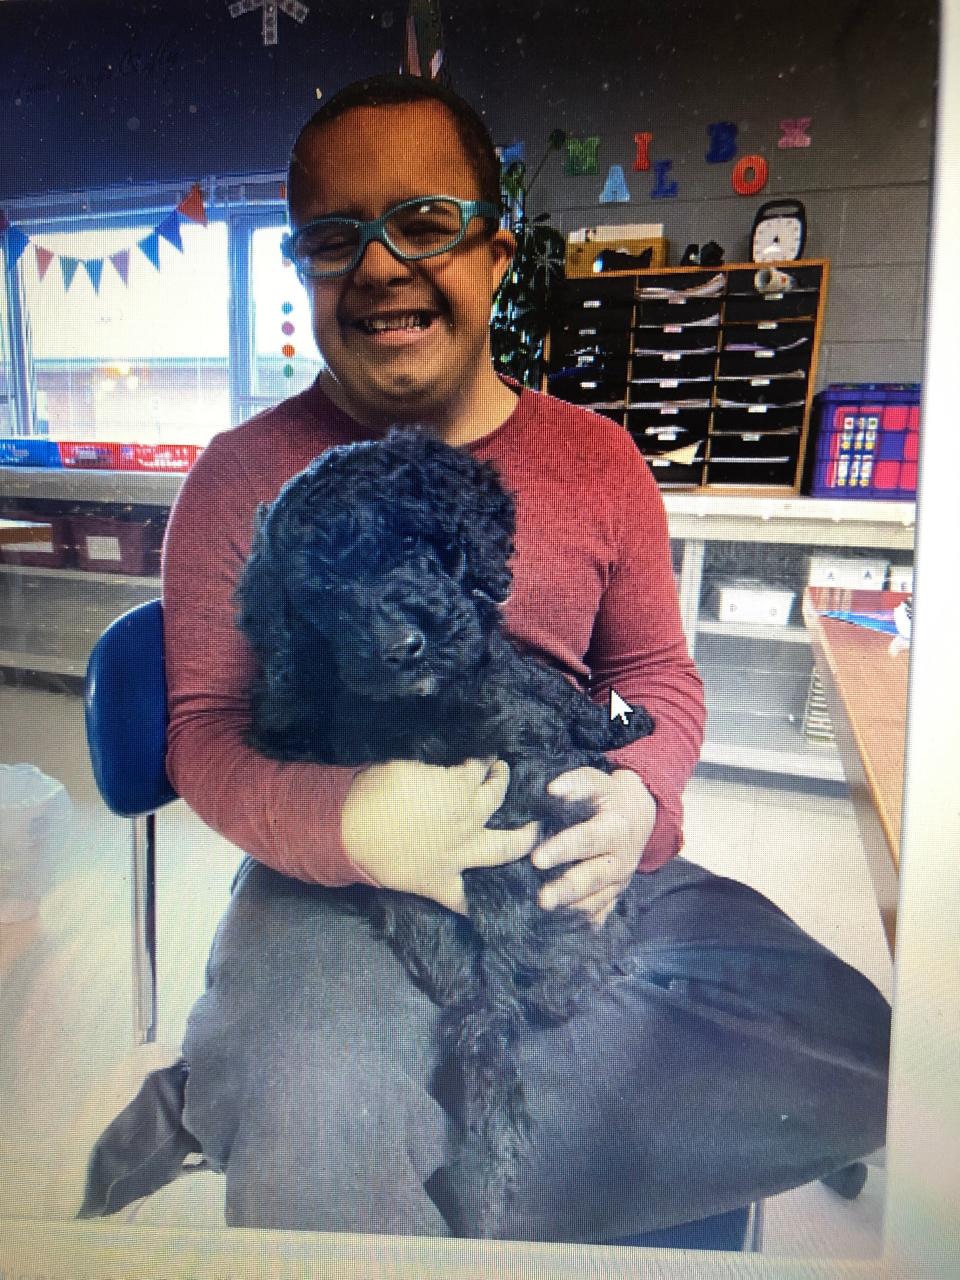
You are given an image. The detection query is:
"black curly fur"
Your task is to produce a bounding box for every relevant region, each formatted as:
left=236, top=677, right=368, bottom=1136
left=236, top=429, right=654, bottom=1237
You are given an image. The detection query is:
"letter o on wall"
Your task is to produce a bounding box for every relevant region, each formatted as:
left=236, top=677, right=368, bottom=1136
left=731, top=154, right=769, bottom=195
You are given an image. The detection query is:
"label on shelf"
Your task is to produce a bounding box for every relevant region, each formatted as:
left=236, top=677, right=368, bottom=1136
left=86, top=536, right=123, bottom=562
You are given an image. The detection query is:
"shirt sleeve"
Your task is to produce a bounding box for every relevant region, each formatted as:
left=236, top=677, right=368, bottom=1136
left=161, top=433, right=374, bottom=886
left=585, top=442, right=706, bottom=870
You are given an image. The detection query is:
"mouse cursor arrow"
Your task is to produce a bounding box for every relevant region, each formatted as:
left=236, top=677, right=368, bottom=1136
left=610, top=689, right=633, bottom=725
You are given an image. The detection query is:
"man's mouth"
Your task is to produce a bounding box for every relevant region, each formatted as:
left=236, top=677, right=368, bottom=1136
left=352, top=309, right=439, bottom=335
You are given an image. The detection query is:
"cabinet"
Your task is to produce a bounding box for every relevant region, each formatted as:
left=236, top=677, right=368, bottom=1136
left=667, top=494, right=915, bottom=781
left=547, top=260, right=829, bottom=493
left=0, top=469, right=177, bottom=679
left=0, top=469, right=914, bottom=783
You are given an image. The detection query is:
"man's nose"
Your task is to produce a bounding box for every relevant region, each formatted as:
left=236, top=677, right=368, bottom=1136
left=353, top=234, right=413, bottom=285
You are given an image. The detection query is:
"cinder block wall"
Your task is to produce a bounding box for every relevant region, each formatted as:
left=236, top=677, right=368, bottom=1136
left=0, top=0, right=938, bottom=385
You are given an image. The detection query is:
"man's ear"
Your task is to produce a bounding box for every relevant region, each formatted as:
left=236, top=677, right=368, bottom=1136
left=489, top=227, right=516, bottom=293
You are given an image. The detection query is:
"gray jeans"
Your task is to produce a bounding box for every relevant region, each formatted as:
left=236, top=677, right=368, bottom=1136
left=179, top=856, right=890, bottom=1242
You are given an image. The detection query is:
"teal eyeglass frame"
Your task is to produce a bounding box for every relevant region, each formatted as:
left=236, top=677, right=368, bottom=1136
left=281, top=196, right=502, bottom=279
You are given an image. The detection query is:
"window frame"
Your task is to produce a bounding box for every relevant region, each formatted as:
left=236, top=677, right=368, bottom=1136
left=0, top=178, right=296, bottom=440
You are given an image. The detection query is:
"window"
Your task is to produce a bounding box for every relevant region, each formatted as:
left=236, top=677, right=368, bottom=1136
left=251, top=225, right=319, bottom=406
left=0, top=254, right=15, bottom=436
left=21, top=218, right=230, bottom=445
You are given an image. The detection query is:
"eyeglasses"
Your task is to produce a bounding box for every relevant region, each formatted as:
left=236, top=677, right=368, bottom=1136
left=282, top=196, right=502, bottom=280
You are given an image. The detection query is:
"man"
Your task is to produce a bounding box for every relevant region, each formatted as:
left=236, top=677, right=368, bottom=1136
left=151, top=74, right=889, bottom=1241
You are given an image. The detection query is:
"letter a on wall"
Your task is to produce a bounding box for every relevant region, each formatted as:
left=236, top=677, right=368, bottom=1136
left=599, top=165, right=631, bottom=203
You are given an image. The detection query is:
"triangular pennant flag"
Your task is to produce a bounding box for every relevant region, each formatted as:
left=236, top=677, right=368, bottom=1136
left=84, top=258, right=104, bottom=293
left=138, top=232, right=161, bottom=270
left=61, top=256, right=80, bottom=291
left=110, top=249, right=130, bottom=285
left=157, top=210, right=183, bottom=252
left=6, top=225, right=30, bottom=269
left=176, top=183, right=207, bottom=226
left=35, top=245, right=55, bottom=280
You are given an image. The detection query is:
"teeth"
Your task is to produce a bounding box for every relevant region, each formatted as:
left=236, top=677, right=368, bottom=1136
left=359, top=312, right=430, bottom=333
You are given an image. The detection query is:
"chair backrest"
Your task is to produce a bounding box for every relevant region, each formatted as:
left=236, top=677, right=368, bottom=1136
left=85, top=598, right=179, bottom=818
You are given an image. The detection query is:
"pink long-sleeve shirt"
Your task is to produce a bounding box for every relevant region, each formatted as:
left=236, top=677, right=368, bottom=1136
left=162, top=379, right=705, bottom=884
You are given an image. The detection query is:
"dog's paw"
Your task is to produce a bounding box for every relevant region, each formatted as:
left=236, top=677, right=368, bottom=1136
left=605, top=702, right=654, bottom=748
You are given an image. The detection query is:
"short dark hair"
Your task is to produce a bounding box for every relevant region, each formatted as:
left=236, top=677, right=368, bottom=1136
left=287, top=74, right=502, bottom=221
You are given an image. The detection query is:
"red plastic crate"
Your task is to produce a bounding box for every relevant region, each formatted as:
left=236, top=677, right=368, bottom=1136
left=57, top=441, right=123, bottom=470
left=118, top=443, right=203, bottom=472
left=807, top=384, right=920, bottom=500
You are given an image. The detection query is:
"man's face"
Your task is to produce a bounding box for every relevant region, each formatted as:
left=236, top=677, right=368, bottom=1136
left=290, top=101, right=515, bottom=430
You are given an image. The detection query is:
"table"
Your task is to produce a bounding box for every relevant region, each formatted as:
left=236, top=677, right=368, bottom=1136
left=802, top=588, right=910, bottom=954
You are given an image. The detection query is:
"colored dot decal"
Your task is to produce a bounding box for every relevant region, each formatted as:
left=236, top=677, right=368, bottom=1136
left=282, top=343, right=296, bottom=358
left=282, top=321, right=295, bottom=336
left=281, top=301, right=293, bottom=314
left=283, top=364, right=295, bottom=377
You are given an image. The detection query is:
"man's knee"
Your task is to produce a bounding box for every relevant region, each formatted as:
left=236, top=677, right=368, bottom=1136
left=221, top=1046, right=453, bottom=1234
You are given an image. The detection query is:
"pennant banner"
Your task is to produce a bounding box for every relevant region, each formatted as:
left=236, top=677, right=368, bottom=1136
left=138, top=231, right=161, bottom=271
left=110, top=249, right=130, bottom=285
left=0, top=183, right=208, bottom=290
left=84, top=258, right=104, bottom=293
left=6, top=225, right=30, bottom=269
left=61, top=256, right=80, bottom=291
left=157, top=210, right=183, bottom=252
left=177, top=183, right=207, bottom=226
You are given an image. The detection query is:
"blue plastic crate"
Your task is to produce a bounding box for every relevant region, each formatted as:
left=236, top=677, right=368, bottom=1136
left=0, top=437, right=63, bottom=468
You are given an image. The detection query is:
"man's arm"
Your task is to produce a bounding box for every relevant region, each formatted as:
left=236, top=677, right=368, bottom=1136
left=162, top=433, right=369, bottom=884
left=533, top=437, right=705, bottom=919
left=163, top=431, right=537, bottom=894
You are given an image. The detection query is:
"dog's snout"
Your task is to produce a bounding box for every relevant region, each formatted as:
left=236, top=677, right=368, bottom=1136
left=389, top=628, right=426, bottom=662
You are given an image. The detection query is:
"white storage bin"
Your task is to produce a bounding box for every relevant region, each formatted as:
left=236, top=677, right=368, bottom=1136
left=0, top=764, right=72, bottom=922
left=808, top=555, right=890, bottom=590
left=717, top=585, right=796, bottom=626
left=888, top=565, right=914, bottom=592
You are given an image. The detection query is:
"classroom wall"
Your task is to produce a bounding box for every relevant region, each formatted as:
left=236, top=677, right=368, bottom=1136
left=0, top=0, right=938, bottom=387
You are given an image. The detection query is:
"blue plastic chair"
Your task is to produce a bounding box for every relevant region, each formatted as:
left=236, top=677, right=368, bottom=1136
left=85, top=598, right=177, bottom=1046
left=82, top=597, right=763, bottom=1251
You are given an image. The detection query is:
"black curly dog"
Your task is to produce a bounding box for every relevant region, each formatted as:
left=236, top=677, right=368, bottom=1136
left=236, top=430, right=654, bottom=1237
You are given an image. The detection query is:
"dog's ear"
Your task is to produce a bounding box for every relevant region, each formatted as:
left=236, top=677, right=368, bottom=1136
left=235, top=500, right=331, bottom=749
left=453, top=455, right=516, bottom=606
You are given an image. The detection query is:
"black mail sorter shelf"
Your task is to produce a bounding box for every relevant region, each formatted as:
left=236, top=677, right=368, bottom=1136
left=545, top=260, right=830, bottom=493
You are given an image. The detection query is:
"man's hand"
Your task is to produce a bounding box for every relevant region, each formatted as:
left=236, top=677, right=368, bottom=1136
left=531, top=768, right=656, bottom=926
left=341, top=758, right=539, bottom=915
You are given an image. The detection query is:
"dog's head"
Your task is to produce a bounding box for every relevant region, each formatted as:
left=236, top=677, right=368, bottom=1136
left=238, top=430, right=516, bottom=712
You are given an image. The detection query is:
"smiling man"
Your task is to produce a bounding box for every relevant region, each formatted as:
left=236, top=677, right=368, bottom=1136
left=285, top=99, right=519, bottom=443
left=150, top=75, right=890, bottom=1242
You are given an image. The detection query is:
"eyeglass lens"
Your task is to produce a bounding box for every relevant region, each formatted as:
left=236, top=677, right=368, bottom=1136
left=294, top=199, right=465, bottom=275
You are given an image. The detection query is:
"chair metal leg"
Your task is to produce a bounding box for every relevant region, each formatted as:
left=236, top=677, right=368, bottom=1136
left=744, top=1198, right=765, bottom=1253
left=131, top=813, right=158, bottom=1045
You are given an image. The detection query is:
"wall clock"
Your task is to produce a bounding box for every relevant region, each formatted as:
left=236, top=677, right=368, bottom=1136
left=750, top=199, right=807, bottom=262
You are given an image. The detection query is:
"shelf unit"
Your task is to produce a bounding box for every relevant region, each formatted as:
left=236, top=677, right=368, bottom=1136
left=665, top=493, right=915, bottom=780
left=0, top=467, right=915, bottom=782
left=546, top=260, right=829, bottom=493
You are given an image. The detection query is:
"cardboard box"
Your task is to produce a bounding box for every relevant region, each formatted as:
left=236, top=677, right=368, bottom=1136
left=718, top=585, right=796, bottom=626
left=565, top=237, right=668, bottom=278
left=808, top=555, right=890, bottom=590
